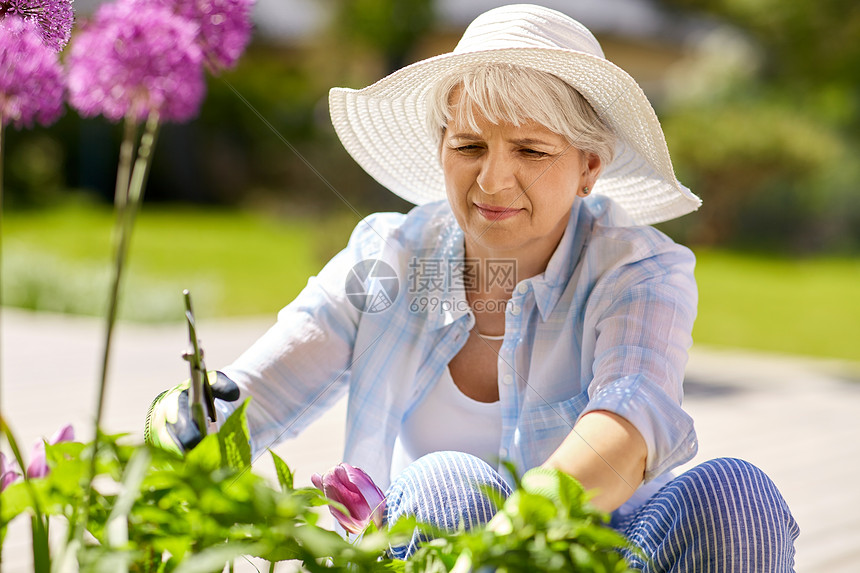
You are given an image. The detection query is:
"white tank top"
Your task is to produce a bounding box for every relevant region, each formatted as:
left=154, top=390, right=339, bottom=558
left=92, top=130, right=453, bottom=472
left=390, top=366, right=502, bottom=482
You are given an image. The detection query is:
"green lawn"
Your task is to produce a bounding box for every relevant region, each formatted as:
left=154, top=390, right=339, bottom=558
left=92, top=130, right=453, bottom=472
left=692, top=249, right=859, bottom=362
left=2, top=203, right=358, bottom=321
left=3, top=204, right=858, bottom=362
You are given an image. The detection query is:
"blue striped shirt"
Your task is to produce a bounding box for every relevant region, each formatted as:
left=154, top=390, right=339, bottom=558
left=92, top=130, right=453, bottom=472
left=222, top=196, right=698, bottom=508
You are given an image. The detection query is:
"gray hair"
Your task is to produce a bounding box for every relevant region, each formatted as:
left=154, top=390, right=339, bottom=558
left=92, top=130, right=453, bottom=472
left=427, top=63, right=616, bottom=170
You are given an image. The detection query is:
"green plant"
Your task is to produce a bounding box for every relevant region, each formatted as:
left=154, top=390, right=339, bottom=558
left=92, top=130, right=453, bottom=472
left=1, top=405, right=635, bottom=572
left=1, top=404, right=393, bottom=572
left=403, top=464, right=639, bottom=573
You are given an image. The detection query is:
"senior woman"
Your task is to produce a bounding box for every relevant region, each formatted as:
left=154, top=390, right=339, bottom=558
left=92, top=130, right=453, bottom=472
left=147, top=4, right=798, bottom=570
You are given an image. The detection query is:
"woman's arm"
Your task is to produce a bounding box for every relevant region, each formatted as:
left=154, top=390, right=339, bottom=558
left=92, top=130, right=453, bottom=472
left=542, top=410, right=646, bottom=512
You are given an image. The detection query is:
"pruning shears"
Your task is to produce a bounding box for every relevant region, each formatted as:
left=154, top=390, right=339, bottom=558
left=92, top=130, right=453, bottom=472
left=181, top=289, right=218, bottom=436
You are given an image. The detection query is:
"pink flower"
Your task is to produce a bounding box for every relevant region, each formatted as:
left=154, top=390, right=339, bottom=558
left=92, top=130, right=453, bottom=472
left=311, top=463, right=386, bottom=534
left=1, top=452, right=21, bottom=491
left=138, top=0, right=254, bottom=74
left=0, top=0, right=74, bottom=52
left=0, top=15, right=65, bottom=128
left=67, top=0, right=205, bottom=123
left=26, top=423, right=74, bottom=479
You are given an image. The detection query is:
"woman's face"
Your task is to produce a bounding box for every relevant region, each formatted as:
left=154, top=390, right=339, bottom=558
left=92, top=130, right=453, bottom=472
left=441, top=106, right=600, bottom=260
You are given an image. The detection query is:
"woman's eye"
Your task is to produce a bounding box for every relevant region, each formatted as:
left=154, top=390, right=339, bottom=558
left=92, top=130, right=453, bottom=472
left=453, top=144, right=482, bottom=154
left=521, top=148, right=548, bottom=158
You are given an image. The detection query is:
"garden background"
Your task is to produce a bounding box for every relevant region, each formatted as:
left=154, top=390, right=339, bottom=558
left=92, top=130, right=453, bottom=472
left=4, top=0, right=859, bottom=362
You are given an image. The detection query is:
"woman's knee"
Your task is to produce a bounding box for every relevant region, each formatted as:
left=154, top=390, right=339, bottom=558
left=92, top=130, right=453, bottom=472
left=385, top=451, right=510, bottom=525
left=676, top=457, right=796, bottom=524
left=672, top=457, right=798, bottom=567
left=621, top=458, right=799, bottom=571
left=384, top=451, right=511, bottom=559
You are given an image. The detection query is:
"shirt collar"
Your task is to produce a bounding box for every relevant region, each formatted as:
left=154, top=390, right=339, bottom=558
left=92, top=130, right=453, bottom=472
left=529, top=200, right=592, bottom=320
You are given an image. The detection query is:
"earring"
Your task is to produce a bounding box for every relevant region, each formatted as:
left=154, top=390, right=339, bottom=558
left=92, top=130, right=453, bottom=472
left=582, top=186, right=590, bottom=196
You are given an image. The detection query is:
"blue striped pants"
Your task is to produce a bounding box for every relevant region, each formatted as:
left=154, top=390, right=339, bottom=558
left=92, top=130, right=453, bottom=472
left=385, top=452, right=799, bottom=571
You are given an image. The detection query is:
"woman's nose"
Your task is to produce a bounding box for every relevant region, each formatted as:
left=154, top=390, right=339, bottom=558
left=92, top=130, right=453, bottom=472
left=476, top=152, right=516, bottom=195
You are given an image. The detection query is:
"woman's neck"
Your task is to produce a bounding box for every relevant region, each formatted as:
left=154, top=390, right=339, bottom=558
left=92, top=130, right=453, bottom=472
left=464, top=218, right=569, bottom=291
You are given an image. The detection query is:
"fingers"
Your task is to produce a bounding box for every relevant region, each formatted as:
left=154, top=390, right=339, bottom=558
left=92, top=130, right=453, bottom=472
left=167, top=388, right=203, bottom=451
left=169, top=372, right=239, bottom=451
left=209, top=371, right=240, bottom=402
left=146, top=372, right=240, bottom=455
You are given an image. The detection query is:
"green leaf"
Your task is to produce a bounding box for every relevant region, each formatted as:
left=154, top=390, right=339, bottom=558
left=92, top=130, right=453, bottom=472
left=291, top=523, right=351, bottom=558
left=500, top=459, right=523, bottom=489
left=258, top=536, right=303, bottom=561
left=270, top=451, right=293, bottom=492
left=554, top=471, right=587, bottom=515
left=577, top=525, right=631, bottom=550
left=1, top=480, right=40, bottom=523
left=90, top=548, right=135, bottom=573
left=504, top=491, right=556, bottom=527
left=184, top=432, right=221, bottom=471
left=45, top=441, right=86, bottom=465
left=153, top=534, right=194, bottom=561
left=218, top=399, right=252, bottom=471
left=31, top=515, right=51, bottom=573
left=378, top=560, right=406, bottom=572
left=106, top=447, right=151, bottom=556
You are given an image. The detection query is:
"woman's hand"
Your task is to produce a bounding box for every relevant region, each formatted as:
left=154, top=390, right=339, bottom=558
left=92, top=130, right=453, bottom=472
left=541, top=410, right=647, bottom=512
left=144, top=371, right=241, bottom=454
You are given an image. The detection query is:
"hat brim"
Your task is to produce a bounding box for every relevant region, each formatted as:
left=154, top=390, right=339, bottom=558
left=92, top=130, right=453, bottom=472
left=329, top=47, right=701, bottom=225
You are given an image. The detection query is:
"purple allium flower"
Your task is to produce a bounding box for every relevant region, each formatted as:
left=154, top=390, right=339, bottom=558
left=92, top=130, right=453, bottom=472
left=27, top=423, right=75, bottom=479
left=0, top=15, right=64, bottom=128
left=1, top=452, right=21, bottom=491
left=67, top=0, right=205, bottom=123
left=312, top=463, right=386, bottom=534
left=0, top=0, right=74, bottom=52
left=139, top=0, right=253, bottom=74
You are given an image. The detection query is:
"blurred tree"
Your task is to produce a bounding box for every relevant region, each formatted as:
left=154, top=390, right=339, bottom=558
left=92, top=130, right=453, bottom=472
left=331, top=0, right=435, bottom=73
left=666, top=0, right=859, bottom=121
left=658, top=0, right=860, bottom=252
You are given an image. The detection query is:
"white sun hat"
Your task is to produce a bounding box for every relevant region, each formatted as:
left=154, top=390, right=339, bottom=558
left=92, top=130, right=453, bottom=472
left=329, top=3, right=701, bottom=225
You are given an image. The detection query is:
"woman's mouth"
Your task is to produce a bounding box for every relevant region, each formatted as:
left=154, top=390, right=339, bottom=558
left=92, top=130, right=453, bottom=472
left=475, top=203, right=522, bottom=221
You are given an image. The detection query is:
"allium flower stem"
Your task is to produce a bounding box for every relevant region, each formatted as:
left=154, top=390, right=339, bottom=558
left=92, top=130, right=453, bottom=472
left=114, top=115, right=139, bottom=211
left=78, top=110, right=161, bottom=543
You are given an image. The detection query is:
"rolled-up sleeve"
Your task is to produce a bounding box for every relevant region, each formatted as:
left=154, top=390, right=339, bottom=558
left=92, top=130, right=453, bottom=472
left=579, top=240, right=699, bottom=481
left=221, top=213, right=398, bottom=457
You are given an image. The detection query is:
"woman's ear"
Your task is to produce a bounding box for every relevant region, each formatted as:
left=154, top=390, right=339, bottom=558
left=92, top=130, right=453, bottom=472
left=577, top=152, right=602, bottom=197
left=585, top=152, right=602, bottom=180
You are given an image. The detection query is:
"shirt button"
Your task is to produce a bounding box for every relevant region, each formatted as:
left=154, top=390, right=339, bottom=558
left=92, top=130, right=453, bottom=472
left=499, top=448, right=509, bottom=458
left=517, top=283, right=528, bottom=294
left=509, top=304, right=520, bottom=316
left=503, top=374, right=513, bottom=385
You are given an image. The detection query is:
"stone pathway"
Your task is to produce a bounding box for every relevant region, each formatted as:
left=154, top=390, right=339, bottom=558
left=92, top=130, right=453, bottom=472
left=2, top=309, right=858, bottom=571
